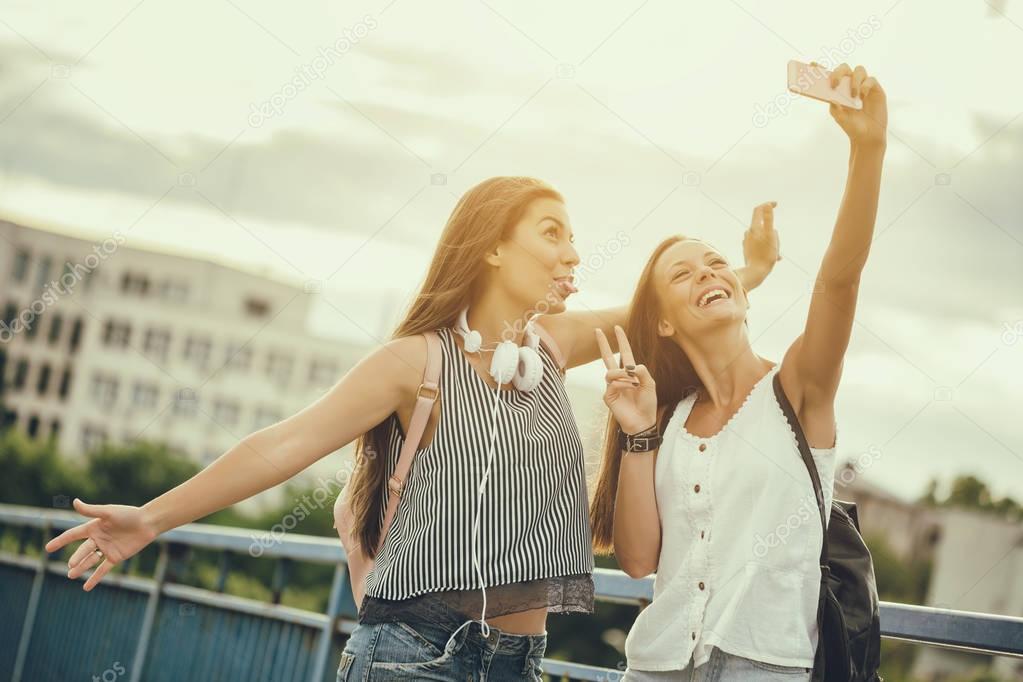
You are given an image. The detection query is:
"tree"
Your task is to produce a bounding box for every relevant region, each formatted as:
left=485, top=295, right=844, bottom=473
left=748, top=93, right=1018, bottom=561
left=920, top=475, right=1022, bottom=522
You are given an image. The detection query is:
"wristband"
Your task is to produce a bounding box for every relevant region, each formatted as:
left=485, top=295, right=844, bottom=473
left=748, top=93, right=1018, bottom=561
left=618, top=423, right=662, bottom=453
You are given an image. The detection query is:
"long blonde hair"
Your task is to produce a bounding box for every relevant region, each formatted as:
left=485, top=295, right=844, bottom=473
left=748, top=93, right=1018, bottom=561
left=347, top=176, right=563, bottom=558
left=589, top=235, right=704, bottom=555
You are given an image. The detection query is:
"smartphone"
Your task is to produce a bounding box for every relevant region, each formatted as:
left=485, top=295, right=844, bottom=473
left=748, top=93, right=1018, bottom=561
left=787, top=59, right=863, bottom=110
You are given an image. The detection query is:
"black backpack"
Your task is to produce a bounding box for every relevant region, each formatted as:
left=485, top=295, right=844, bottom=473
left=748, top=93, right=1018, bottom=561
left=773, top=372, right=883, bottom=682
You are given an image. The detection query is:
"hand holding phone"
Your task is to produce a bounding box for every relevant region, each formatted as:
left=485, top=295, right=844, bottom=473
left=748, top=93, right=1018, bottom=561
left=787, top=60, right=863, bottom=110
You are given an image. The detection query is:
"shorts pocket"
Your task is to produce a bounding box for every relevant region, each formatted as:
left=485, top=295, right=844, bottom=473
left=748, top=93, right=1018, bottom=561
left=336, top=651, right=356, bottom=681
left=747, top=657, right=810, bottom=675
left=369, top=621, right=463, bottom=675
left=527, top=656, right=545, bottom=682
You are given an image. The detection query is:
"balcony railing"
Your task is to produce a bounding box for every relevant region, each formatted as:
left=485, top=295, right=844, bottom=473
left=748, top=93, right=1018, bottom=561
left=1, top=503, right=1021, bottom=681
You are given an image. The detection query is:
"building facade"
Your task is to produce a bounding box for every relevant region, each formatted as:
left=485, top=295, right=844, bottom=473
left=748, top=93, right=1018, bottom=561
left=0, top=219, right=367, bottom=511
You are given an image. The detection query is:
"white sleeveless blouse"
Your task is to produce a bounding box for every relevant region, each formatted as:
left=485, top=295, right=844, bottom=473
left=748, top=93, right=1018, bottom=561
left=624, top=363, right=837, bottom=671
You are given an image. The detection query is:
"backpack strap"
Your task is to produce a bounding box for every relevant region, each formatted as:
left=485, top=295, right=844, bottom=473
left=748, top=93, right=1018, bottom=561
left=374, top=330, right=441, bottom=554
left=772, top=369, right=830, bottom=565
left=531, top=320, right=566, bottom=374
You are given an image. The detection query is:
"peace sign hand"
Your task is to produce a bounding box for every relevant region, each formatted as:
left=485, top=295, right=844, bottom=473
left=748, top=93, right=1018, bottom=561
left=44, top=497, right=160, bottom=591
left=595, top=325, right=658, bottom=436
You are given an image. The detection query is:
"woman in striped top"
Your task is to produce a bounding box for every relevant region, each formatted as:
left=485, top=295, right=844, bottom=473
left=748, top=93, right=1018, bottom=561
left=44, top=176, right=779, bottom=681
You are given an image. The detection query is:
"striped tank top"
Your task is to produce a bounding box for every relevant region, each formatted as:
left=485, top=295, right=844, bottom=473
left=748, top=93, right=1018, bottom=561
left=359, top=326, right=595, bottom=623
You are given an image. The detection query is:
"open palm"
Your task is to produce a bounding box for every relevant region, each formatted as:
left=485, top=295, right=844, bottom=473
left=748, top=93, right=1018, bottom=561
left=44, top=498, right=160, bottom=591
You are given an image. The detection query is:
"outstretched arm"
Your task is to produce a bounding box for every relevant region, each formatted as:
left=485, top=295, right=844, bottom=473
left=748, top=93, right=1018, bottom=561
left=782, top=63, right=887, bottom=420
left=45, top=335, right=423, bottom=590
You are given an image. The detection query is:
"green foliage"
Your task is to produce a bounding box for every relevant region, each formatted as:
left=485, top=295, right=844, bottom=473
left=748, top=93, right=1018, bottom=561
left=0, top=428, right=88, bottom=507
left=865, top=532, right=931, bottom=603
left=863, top=533, right=934, bottom=681
left=920, top=474, right=1023, bottom=522
left=0, top=431, right=340, bottom=613
left=84, top=439, right=202, bottom=507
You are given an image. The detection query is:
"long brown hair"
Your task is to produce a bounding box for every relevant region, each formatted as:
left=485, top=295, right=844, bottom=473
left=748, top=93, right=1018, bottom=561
left=346, top=176, right=564, bottom=558
left=589, top=235, right=704, bottom=555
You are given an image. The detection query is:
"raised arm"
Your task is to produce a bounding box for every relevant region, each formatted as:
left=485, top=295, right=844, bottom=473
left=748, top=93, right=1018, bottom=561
left=539, top=208, right=779, bottom=369
left=782, top=63, right=887, bottom=423
left=45, top=335, right=425, bottom=590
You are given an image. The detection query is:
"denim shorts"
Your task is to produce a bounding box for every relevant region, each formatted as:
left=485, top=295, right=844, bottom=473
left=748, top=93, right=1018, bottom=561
left=623, top=646, right=812, bottom=681
left=336, top=618, right=547, bottom=681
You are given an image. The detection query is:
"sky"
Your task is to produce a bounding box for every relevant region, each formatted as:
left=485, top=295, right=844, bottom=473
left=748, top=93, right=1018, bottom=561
left=1, top=0, right=1022, bottom=503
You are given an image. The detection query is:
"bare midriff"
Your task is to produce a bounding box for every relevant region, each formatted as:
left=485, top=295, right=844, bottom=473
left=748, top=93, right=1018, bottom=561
left=485, top=605, right=548, bottom=635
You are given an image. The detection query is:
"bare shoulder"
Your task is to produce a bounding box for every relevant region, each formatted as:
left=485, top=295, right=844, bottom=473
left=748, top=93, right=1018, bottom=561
left=375, top=334, right=431, bottom=397
left=778, top=344, right=805, bottom=414
left=778, top=343, right=838, bottom=449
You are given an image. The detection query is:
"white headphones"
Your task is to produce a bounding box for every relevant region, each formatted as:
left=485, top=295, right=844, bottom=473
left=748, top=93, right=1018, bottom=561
left=454, top=307, right=545, bottom=392
left=444, top=306, right=546, bottom=641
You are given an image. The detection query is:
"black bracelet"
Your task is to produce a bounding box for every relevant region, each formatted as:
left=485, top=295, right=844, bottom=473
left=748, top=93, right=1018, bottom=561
left=618, top=423, right=662, bottom=453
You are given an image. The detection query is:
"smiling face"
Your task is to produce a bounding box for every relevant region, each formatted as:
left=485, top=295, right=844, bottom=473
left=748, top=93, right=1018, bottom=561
left=652, top=238, right=749, bottom=338
left=488, top=196, right=580, bottom=314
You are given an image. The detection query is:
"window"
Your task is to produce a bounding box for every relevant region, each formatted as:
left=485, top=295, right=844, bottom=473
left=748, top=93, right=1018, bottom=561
left=143, top=328, right=172, bottom=362
left=2, top=301, right=17, bottom=327
left=89, top=373, right=119, bottom=408
left=68, top=317, right=83, bottom=353
left=159, top=280, right=189, bottom=303
left=12, top=249, right=30, bottom=282
left=50, top=419, right=61, bottom=439
left=13, top=359, right=29, bottom=390
left=36, top=255, right=52, bottom=289
left=27, top=415, right=40, bottom=438
left=36, top=363, right=51, bottom=396
left=48, top=313, right=63, bottom=345
left=81, top=424, right=108, bottom=453
left=183, top=335, right=212, bottom=370
left=212, top=399, right=240, bottom=427
left=132, top=382, right=159, bottom=410
left=224, top=342, right=253, bottom=371
left=25, top=311, right=40, bottom=340
left=171, top=388, right=199, bottom=417
left=102, top=319, right=131, bottom=348
left=2, top=409, right=18, bottom=429
left=244, top=297, right=270, bottom=318
left=308, top=359, right=338, bottom=386
left=265, top=351, right=293, bottom=385
left=58, top=368, right=72, bottom=400
left=120, top=272, right=150, bottom=295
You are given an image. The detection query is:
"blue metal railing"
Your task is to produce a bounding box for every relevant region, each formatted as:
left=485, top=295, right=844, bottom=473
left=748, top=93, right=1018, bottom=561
left=1, top=503, right=1020, bottom=681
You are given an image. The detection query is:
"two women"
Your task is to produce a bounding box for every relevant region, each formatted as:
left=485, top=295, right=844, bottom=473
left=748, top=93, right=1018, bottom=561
left=44, top=176, right=778, bottom=681
left=590, top=63, right=887, bottom=681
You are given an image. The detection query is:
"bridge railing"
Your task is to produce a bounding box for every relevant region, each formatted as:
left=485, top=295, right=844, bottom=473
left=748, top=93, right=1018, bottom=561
left=1, top=503, right=1020, bottom=681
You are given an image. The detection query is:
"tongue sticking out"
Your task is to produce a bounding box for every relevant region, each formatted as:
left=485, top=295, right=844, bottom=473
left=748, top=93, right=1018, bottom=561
left=557, top=280, right=578, bottom=295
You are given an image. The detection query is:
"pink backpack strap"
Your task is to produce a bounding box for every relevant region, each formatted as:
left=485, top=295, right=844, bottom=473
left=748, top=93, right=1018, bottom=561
left=374, top=330, right=441, bottom=554
left=531, top=320, right=566, bottom=373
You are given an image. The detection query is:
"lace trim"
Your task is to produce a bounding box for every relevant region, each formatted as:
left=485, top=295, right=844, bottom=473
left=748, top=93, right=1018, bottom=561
left=359, top=573, right=595, bottom=624
left=677, top=363, right=779, bottom=443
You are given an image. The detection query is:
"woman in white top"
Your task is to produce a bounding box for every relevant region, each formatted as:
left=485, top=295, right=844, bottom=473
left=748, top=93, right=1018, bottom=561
left=588, top=63, right=887, bottom=681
